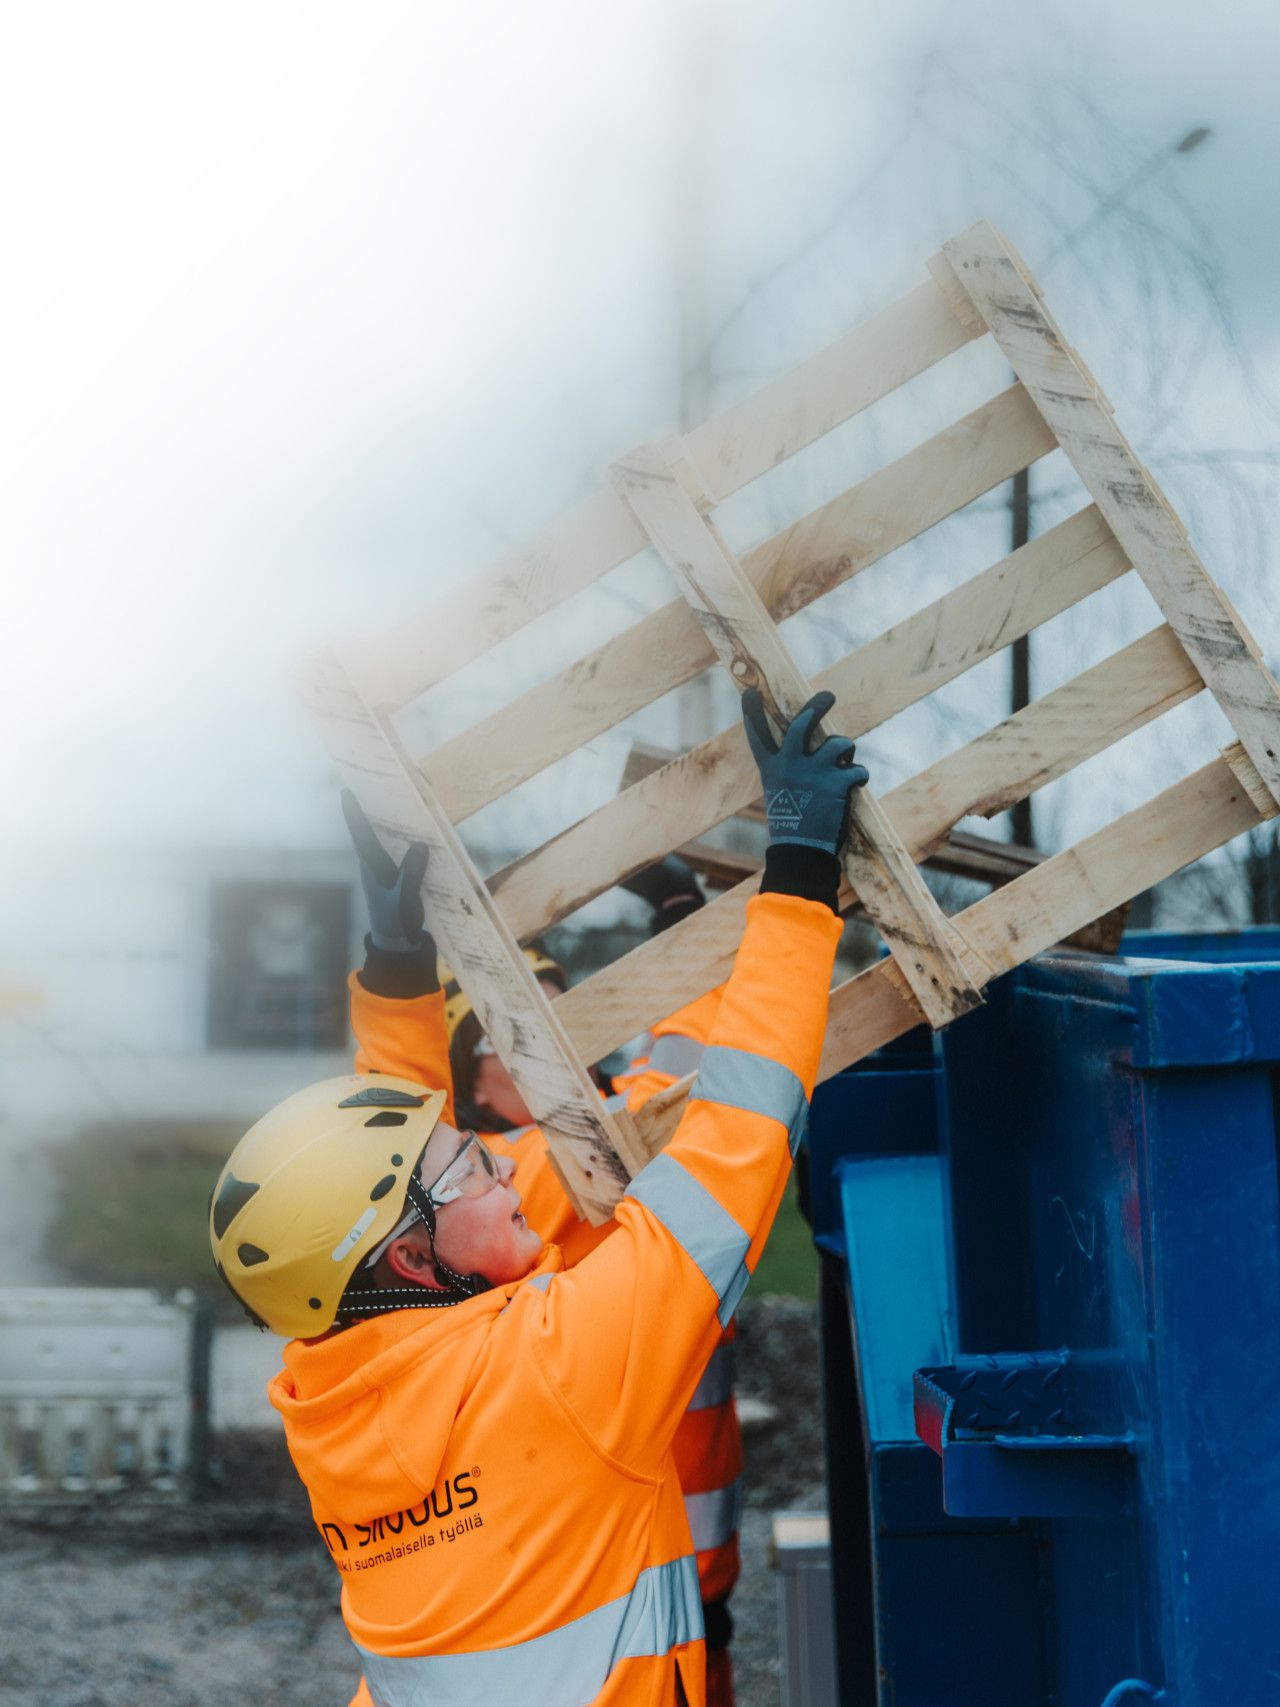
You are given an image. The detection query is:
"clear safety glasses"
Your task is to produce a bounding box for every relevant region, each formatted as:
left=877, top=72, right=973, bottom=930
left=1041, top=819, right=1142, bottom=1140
left=363, top=1131, right=504, bottom=1272
left=423, top=1130, right=502, bottom=1208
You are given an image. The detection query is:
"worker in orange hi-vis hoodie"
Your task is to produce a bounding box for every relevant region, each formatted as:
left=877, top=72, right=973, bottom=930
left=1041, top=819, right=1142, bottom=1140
left=347, top=836, right=744, bottom=1706
left=208, top=689, right=866, bottom=1707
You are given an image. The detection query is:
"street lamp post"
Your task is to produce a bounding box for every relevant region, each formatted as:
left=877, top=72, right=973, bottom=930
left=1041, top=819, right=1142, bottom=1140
left=1009, top=468, right=1033, bottom=848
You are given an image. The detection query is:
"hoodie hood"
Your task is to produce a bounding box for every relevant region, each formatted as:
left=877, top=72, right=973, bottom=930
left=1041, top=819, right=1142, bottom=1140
left=269, top=1250, right=562, bottom=1525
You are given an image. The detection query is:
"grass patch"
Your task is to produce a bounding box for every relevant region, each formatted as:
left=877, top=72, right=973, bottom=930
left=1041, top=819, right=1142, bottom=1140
left=46, top=1120, right=242, bottom=1310
left=45, top=1118, right=820, bottom=1309
left=747, top=1173, right=817, bottom=1300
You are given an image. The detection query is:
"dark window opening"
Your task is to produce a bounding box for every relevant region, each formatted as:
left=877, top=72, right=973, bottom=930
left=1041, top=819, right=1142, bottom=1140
left=207, top=882, right=351, bottom=1052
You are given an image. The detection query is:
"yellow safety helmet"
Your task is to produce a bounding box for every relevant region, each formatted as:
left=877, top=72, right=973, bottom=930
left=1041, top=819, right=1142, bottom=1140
left=209, top=1074, right=448, bottom=1340
left=440, top=948, right=565, bottom=1044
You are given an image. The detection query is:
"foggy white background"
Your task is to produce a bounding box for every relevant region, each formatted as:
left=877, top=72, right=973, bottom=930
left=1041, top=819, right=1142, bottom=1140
left=2, top=0, right=1278, bottom=874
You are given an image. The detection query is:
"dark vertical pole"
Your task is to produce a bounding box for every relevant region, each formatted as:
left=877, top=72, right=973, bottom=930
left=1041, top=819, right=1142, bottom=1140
left=188, top=1297, right=213, bottom=1494
left=1009, top=466, right=1034, bottom=849
left=818, top=1251, right=878, bottom=1704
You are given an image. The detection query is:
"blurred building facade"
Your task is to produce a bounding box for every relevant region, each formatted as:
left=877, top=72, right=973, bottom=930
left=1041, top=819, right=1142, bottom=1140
left=0, top=848, right=362, bottom=1125
left=3, top=822, right=1273, bottom=1131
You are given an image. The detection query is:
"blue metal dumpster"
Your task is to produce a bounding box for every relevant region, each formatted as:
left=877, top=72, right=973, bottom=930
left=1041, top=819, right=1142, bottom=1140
left=808, top=941, right=1280, bottom=1707
left=1123, top=925, right=1280, bottom=964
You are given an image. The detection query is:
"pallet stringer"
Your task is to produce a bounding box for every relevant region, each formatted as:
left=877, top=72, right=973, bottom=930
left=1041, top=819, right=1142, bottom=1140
left=941, top=222, right=1280, bottom=812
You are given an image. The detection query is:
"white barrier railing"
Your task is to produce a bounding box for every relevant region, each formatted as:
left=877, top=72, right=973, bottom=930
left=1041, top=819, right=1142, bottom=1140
left=0, top=1288, right=199, bottom=1496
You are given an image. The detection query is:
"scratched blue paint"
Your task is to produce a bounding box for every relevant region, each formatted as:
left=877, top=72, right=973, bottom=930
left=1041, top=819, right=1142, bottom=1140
left=809, top=941, right=1280, bottom=1707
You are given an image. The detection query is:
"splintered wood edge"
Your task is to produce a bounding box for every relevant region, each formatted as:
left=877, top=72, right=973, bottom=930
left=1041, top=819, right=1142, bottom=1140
left=1222, top=740, right=1280, bottom=820
left=606, top=1102, right=654, bottom=1178
left=548, top=1077, right=698, bottom=1211
left=630, top=1070, right=700, bottom=1163
left=540, top=1144, right=590, bottom=1221
left=839, top=789, right=983, bottom=1027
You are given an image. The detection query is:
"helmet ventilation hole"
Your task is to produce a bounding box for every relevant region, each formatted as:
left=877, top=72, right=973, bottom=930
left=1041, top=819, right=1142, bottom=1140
left=339, top=1087, right=425, bottom=1109
left=212, top=1174, right=260, bottom=1239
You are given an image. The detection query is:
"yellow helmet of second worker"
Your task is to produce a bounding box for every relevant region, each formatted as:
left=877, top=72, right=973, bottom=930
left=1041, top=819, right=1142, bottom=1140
left=440, top=948, right=565, bottom=1044
left=209, top=1074, right=448, bottom=1340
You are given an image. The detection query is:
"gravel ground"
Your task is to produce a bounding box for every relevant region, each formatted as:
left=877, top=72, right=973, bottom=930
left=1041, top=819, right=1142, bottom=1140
left=0, top=1525, right=356, bottom=1707
left=0, top=1298, right=824, bottom=1707
left=736, top=1295, right=825, bottom=1514
left=734, top=1295, right=826, bottom=1707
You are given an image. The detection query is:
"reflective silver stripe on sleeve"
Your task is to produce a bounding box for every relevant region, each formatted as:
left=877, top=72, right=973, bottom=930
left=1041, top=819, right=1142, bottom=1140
left=625, top=1154, right=750, bottom=1311
left=717, top=1262, right=751, bottom=1329
left=648, top=1034, right=706, bottom=1078
left=357, top=1554, right=702, bottom=1707
left=689, top=1045, right=809, bottom=1157
left=687, top=1339, right=737, bottom=1413
left=684, top=1479, right=743, bottom=1552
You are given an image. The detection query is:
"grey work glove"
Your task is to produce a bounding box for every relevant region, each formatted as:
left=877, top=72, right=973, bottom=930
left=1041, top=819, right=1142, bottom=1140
left=742, top=689, right=869, bottom=857
left=341, top=789, right=429, bottom=953
left=621, top=855, right=705, bottom=937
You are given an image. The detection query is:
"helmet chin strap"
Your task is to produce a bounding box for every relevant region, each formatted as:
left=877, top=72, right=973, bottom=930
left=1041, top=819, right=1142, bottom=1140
left=336, top=1162, right=492, bottom=1326
left=402, top=1171, right=493, bottom=1299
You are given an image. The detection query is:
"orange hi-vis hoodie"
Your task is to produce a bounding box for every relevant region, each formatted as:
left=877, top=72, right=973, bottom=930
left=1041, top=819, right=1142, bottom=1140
left=352, top=980, right=455, bottom=1129
left=350, top=962, right=742, bottom=1603
left=271, top=891, right=841, bottom=1707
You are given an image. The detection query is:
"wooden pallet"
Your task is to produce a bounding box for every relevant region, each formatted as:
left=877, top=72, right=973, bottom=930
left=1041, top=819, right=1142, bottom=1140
left=304, top=220, right=1280, bottom=1223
